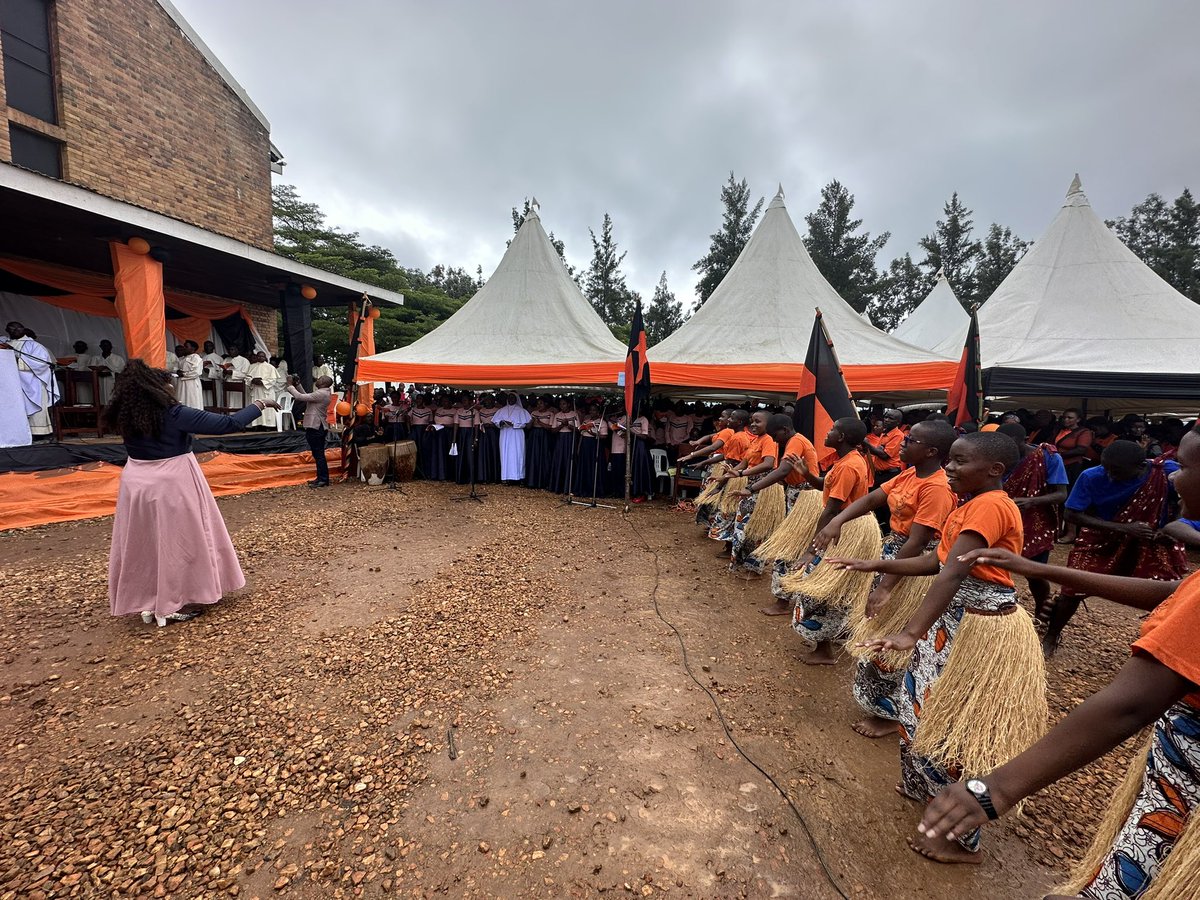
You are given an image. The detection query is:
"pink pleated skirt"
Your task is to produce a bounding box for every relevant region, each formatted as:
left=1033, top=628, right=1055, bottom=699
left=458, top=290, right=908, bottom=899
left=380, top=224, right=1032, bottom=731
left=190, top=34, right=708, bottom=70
left=108, top=454, right=245, bottom=618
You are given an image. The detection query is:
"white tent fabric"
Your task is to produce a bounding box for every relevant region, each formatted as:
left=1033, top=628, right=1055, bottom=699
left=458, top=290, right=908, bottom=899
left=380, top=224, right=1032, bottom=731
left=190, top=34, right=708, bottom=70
left=979, top=176, right=1200, bottom=375
left=649, top=189, right=954, bottom=369
left=361, top=205, right=624, bottom=369
left=891, top=269, right=970, bottom=356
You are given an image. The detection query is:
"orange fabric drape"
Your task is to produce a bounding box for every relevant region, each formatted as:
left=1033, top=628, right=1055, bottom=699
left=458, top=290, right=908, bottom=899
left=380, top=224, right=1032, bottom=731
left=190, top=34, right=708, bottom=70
left=167, top=316, right=215, bottom=347
left=0, top=255, right=115, bottom=296
left=349, top=307, right=376, bottom=404
left=110, top=242, right=168, bottom=367
left=0, top=450, right=346, bottom=530
left=354, top=359, right=625, bottom=388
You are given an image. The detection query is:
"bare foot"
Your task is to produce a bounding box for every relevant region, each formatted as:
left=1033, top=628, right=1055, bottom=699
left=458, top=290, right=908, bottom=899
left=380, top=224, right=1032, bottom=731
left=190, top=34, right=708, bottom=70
left=800, top=649, right=838, bottom=666
left=851, top=716, right=897, bottom=738
left=760, top=602, right=792, bottom=617
left=906, top=831, right=983, bottom=865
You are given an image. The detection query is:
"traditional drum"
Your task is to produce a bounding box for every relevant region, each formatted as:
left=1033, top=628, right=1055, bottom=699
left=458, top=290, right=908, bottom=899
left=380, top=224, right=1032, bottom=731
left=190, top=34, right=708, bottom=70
left=359, top=444, right=389, bottom=485
left=388, top=439, right=417, bottom=482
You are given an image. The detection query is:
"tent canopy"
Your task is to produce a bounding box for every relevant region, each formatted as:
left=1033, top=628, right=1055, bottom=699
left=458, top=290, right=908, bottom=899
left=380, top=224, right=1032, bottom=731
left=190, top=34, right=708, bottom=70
left=978, top=175, right=1200, bottom=411
left=647, top=188, right=956, bottom=397
left=357, top=204, right=625, bottom=388
left=891, top=269, right=970, bottom=357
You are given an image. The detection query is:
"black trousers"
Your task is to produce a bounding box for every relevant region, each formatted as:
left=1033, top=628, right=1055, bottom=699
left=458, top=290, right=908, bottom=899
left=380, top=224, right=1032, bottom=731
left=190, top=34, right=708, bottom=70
left=306, top=427, right=329, bottom=483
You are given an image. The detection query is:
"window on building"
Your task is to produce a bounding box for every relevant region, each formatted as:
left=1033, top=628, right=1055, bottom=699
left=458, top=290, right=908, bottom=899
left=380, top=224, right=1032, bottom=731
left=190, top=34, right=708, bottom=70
left=1, top=0, right=58, bottom=124
left=9, top=123, right=61, bottom=177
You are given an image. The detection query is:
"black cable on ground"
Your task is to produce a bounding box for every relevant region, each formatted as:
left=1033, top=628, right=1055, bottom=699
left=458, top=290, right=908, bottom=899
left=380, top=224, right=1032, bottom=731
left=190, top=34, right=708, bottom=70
left=625, top=513, right=852, bottom=900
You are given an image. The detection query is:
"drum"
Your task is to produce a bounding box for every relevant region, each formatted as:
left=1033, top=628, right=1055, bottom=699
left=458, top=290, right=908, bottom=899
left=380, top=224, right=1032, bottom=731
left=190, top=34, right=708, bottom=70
left=359, top=444, right=389, bottom=485
left=388, top=439, right=417, bottom=482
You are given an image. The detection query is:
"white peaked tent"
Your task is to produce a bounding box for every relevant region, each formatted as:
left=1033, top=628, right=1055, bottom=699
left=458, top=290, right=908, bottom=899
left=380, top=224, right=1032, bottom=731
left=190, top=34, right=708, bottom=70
left=648, top=188, right=957, bottom=396
left=978, top=175, right=1200, bottom=412
left=891, top=269, right=970, bottom=357
left=357, top=203, right=625, bottom=388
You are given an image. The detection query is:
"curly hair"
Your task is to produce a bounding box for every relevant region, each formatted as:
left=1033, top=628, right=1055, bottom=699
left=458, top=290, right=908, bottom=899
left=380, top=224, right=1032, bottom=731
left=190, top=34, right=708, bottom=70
left=102, top=359, right=177, bottom=441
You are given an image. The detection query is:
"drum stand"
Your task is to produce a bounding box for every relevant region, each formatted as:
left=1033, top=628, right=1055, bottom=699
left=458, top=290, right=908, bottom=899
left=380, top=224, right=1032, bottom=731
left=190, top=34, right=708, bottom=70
left=451, top=426, right=486, bottom=503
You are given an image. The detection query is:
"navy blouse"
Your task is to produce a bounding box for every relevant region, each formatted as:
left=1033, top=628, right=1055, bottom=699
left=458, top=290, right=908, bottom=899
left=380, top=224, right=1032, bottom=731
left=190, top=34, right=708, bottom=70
left=125, top=403, right=262, bottom=460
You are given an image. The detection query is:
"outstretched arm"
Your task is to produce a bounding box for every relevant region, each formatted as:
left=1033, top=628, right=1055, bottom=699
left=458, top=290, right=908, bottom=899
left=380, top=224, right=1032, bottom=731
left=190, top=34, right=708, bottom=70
left=812, top=489, right=888, bottom=552
left=919, top=655, right=1192, bottom=843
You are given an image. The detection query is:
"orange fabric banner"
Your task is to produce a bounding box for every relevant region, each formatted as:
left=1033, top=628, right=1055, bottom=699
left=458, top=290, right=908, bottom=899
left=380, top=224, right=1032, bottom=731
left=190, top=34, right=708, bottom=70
left=0, top=255, right=115, bottom=296
left=167, top=316, right=214, bottom=347
left=110, top=242, right=168, bottom=368
left=356, top=312, right=376, bottom=404
left=0, top=449, right=345, bottom=530
left=354, top=359, right=625, bottom=389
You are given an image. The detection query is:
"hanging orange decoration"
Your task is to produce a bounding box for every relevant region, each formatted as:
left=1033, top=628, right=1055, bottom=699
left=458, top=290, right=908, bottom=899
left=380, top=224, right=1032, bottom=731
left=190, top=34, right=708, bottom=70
left=128, top=237, right=151, bottom=255
left=354, top=403, right=370, bottom=417
left=300, top=284, right=317, bottom=300
left=368, top=307, right=381, bottom=319
left=335, top=400, right=352, bottom=417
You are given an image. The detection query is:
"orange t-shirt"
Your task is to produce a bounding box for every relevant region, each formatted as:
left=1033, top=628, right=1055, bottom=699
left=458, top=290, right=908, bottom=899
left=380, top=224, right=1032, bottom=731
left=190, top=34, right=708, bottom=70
left=823, top=450, right=871, bottom=506
left=742, top=433, right=778, bottom=469
left=1133, top=570, right=1200, bottom=704
left=938, top=489, right=1024, bottom=587
left=881, top=467, right=958, bottom=538
left=721, top=430, right=752, bottom=463
left=780, top=433, right=820, bottom=486
left=865, top=427, right=904, bottom=473
left=712, top=427, right=735, bottom=451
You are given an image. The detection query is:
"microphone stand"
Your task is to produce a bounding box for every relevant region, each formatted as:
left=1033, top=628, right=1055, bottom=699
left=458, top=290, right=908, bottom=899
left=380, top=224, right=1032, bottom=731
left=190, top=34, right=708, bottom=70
left=559, top=402, right=580, bottom=506
left=568, top=399, right=617, bottom=510
left=451, top=417, right=486, bottom=503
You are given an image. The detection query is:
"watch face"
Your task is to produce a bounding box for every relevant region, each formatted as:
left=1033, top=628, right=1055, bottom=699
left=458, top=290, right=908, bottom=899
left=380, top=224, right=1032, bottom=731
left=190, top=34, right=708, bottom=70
left=966, top=779, right=987, bottom=794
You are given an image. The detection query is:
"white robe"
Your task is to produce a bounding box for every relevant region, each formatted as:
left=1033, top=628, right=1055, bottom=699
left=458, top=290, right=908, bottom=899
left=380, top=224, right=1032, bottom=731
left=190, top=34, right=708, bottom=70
left=176, top=352, right=205, bottom=410
left=11, top=337, right=59, bottom=435
left=225, top=355, right=250, bottom=382
left=275, top=360, right=289, bottom=381
left=313, top=363, right=335, bottom=382
left=492, top=401, right=532, bottom=481
left=202, top=352, right=224, bottom=375
left=165, top=351, right=179, bottom=372
left=95, top=352, right=125, bottom=405
left=244, top=362, right=279, bottom=427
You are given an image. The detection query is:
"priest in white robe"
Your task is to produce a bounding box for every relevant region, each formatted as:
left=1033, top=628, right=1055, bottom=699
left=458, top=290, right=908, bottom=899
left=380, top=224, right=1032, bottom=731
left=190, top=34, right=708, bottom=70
left=69, top=340, right=98, bottom=405
left=312, top=354, right=335, bottom=383
left=273, top=356, right=289, bottom=382
left=176, top=340, right=205, bottom=410
left=492, top=393, right=532, bottom=482
left=95, top=339, right=125, bottom=405
left=3, top=321, right=59, bottom=436
left=223, top=347, right=250, bottom=384
left=244, top=352, right=280, bottom=427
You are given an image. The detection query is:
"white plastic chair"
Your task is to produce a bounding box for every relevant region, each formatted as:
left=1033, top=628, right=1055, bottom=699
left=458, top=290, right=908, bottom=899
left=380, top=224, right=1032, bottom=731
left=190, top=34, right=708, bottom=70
left=649, top=448, right=672, bottom=499
left=275, top=392, right=296, bottom=432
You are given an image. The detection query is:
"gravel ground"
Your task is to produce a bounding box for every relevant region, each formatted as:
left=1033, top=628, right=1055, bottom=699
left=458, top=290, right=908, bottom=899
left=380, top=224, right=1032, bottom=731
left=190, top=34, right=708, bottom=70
left=0, top=481, right=1157, bottom=898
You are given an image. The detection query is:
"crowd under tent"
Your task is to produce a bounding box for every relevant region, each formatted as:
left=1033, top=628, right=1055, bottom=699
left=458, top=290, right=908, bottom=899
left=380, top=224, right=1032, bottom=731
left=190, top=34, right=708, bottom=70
left=647, top=188, right=958, bottom=399
left=357, top=203, right=626, bottom=390
left=890, top=269, right=970, bottom=357
left=977, top=175, right=1200, bottom=415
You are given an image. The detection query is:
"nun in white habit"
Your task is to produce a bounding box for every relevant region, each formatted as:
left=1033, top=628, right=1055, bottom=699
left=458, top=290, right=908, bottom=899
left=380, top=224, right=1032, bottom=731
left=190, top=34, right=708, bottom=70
left=492, top=393, right=532, bottom=482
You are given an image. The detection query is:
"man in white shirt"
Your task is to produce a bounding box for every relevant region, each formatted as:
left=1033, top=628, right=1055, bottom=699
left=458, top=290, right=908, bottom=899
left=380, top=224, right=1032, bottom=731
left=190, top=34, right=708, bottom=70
left=2, top=321, right=59, bottom=437
left=244, top=351, right=281, bottom=427
left=69, top=340, right=98, bottom=405
left=273, top=355, right=289, bottom=381
left=201, top=340, right=224, bottom=374
left=176, top=340, right=205, bottom=409
left=223, top=345, right=250, bottom=383
left=95, top=338, right=125, bottom=405
left=312, top=354, right=335, bottom=383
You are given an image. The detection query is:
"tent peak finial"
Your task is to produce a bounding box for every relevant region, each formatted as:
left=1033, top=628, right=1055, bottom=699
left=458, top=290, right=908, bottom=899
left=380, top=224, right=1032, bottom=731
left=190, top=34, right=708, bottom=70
left=936, top=266, right=946, bottom=281
left=1067, top=173, right=1082, bottom=196
left=769, top=184, right=786, bottom=209
left=526, top=196, right=540, bottom=220
left=1064, top=173, right=1090, bottom=208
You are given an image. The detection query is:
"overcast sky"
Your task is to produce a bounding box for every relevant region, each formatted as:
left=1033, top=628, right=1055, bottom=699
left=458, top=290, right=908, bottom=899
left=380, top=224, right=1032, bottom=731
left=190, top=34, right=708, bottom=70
left=175, top=0, right=1199, bottom=307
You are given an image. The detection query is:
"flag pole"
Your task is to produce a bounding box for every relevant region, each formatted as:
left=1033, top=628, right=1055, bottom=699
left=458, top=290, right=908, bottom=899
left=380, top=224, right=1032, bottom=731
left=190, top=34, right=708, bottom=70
left=624, top=400, right=635, bottom=512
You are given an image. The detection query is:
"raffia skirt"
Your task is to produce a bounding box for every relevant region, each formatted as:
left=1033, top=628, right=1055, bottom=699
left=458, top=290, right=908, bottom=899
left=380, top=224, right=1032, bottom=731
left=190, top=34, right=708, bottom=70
left=108, top=454, right=245, bottom=618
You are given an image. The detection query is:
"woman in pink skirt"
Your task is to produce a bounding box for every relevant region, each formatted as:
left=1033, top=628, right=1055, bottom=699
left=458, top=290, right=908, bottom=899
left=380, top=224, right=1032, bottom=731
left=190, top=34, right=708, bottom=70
left=103, top=360, right=278, bottom=627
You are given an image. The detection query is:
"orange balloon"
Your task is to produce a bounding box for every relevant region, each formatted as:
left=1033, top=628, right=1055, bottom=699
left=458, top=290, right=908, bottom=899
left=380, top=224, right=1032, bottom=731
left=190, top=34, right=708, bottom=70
left=368, top=307, right=381, bottom=319
left=335, top=400, right=352, bottom=417
left=128, top=237, right=151, bottom=255
left=300, top=284, right=317, bottom=300
left=354, top=403, right=370, bottom=417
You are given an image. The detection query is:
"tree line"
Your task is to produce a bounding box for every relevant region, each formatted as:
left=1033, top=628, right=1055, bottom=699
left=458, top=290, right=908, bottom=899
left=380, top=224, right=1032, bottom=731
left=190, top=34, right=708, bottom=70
left=271, top=178, right=1199, bottom=363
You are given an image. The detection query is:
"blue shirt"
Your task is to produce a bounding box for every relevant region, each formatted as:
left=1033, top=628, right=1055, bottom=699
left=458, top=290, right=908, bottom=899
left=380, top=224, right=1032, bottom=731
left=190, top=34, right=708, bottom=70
left=124, top=403, right=262, bottom=460
left=1065, top=460, right=1180, bottom=523
left=1002, top=447, right=1068, bottom=488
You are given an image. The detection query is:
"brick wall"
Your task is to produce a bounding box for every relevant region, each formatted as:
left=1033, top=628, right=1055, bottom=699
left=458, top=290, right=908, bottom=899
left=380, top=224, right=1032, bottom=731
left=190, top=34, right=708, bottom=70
left=245, top=302, right=279, bottom=355
left=0, top=0, right=274, bottom=249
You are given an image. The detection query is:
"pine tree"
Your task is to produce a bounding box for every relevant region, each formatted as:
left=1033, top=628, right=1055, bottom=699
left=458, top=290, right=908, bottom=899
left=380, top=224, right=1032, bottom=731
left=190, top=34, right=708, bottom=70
left=584, top=213, right=635, bottom=337
left=644, top=271, right=685, bottom=345
left=692, top=172, right=763, bottom=307
left=918, top=192, right=982, bottom=304
left=475, top=264, right=485, bottom=290
left=973, top=224, right=1029, bottom=306
left=1166, top=188, right=1200, bottom=303
left=869, top=253, right=925, bottom=331
left=1109, top=193, right=1172, bottom=274
left=802, top=180, right=890, bottom=313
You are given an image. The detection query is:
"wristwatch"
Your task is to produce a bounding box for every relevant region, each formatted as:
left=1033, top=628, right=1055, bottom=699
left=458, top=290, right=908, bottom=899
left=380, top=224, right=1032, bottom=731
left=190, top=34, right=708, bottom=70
left=965, top=778, right=999, bottom=820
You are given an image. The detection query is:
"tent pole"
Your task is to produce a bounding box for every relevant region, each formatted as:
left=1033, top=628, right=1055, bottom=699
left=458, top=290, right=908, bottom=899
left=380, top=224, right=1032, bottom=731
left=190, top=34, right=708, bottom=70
left=624, top=401, right=636, bottom=512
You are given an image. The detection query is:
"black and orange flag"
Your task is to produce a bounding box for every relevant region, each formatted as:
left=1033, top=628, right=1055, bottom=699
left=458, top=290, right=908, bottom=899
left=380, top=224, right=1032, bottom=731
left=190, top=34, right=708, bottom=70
left=945, top=311, right=982, bottom=429
left=794, top=309, right=856, bottom=445
left=624, top=299, right=651, bottom=419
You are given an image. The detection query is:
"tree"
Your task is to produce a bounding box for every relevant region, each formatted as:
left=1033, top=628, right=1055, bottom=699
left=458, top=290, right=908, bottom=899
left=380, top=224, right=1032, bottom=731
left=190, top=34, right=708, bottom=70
left=1110, top=189, right=1200, bottom=304
left=692, top=172, right=763, bottom=307
left=973, top=224, right=1029, bottom=305
left=644, top=271, right=685, bottom=345
left=918, top=192, right=982, bottom=305
left=584, top=213, right=636, bottom=338
left=475, top=264, right=486, bottom=290
left=869, top=253, right=925, bottom=332
left=802, top=180, right=890, bottom=313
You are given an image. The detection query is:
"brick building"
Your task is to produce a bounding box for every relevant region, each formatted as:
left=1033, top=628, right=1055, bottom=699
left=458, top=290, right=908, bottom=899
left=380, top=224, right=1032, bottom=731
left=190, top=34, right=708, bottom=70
left=0, top=0, right=400, bottom=374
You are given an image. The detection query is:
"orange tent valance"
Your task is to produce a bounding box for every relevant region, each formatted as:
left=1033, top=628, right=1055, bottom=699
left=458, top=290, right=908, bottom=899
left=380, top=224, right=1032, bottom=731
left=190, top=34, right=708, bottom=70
left=648, top=361, right=959, bottom=395
left=354, top=358, right=625, bottom=388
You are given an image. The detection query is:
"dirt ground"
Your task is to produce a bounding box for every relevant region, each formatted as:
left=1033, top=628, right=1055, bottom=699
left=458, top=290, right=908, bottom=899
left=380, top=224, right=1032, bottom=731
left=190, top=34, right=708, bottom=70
left=0, top=481, right=1151, bottom=899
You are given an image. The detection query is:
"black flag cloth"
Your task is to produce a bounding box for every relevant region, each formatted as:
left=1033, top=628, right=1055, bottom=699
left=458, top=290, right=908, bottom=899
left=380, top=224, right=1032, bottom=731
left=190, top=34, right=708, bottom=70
left=625, top=301, right=651, bottom=420
left=794, top=310, right=856, bottom=444
left=946, top=311, right=982, bottom=429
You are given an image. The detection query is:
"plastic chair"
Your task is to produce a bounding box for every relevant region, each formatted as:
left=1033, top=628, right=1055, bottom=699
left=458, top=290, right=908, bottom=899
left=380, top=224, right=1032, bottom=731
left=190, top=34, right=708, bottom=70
left=275, top=392, right=296, bottom=432
left=649, top=448, right=672, bottom=498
